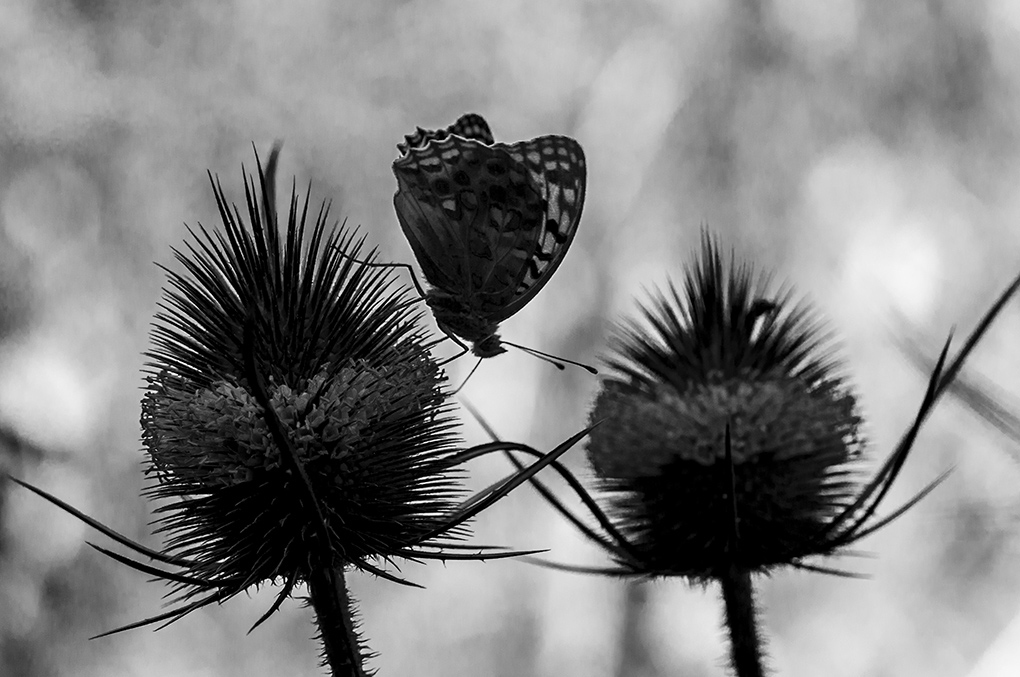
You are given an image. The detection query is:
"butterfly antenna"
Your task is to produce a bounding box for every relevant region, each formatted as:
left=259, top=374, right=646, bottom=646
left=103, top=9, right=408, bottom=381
left=450, top=358, right=484, bottom=395
left=502, top=341, right=598, bottom=375
left=332, top=248, right=429, bottom=301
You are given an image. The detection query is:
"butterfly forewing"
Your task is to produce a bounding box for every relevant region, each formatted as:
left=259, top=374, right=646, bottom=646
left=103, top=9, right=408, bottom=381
left=448, top=114, right=494, bottom=144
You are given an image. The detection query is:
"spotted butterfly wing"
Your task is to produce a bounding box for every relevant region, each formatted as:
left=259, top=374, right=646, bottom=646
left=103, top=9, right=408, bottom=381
left=493, top=135, right=586, bottom=320
left=396, top=114, right=494, bottom=155
left=392, top=113, right=586, bottom=358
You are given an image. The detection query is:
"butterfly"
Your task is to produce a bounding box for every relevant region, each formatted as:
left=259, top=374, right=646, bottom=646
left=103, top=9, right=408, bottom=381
left=392, top=114, right=587, bottom=361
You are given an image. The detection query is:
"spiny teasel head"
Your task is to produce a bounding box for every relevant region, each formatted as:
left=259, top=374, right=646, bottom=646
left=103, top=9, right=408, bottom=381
left=133, top=146, right=478, bottom=630
left=491, top=233, right=1020, bottom=677
left=580, top=233, right=939, bottom=581
left=7, top=147, right=595, bottom=677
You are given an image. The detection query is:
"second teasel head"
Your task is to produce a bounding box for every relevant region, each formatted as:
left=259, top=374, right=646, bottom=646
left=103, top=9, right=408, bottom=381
left=587, top=234, right=873, bottom=580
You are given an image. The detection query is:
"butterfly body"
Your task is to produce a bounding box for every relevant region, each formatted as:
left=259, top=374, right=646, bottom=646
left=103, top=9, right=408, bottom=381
left=425, top=290, right=506, bottom=357
left=392, top=114, right=586, bottom=358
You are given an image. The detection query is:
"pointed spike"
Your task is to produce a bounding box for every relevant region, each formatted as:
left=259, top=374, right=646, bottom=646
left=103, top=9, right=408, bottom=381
left=247, top=571, right=296, bottom=634
left=517, top=555, right=641, bottom=577
left=7, top=476, right=188, bottom=567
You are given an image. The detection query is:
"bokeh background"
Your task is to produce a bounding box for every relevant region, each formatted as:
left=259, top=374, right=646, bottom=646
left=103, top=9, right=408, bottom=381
left=2, top=1, right=1020, bottom=675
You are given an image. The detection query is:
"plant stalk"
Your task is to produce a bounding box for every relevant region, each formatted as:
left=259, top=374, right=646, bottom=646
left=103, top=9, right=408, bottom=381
left=719, top=564, right=765, bottom=677
left=308, top=565, right=368, bottom=677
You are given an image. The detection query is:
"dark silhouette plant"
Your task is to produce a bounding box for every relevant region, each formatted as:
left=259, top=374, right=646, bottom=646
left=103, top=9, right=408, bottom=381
left=493, top=233, right=1020, bottom=677
left=7, top=145, right=592, bottom=677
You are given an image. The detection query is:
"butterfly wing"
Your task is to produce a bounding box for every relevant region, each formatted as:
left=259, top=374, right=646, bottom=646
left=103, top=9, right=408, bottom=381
left=392, top=144, right=472, bottom=293
left=393, top=113, right=501, bottom=293
left=397, top=113, right=494, bottom=155
left=392, top=115, right=586, bottom=335
left=485, top=134, right=586, bottom=322
left=392, top=136, right=546, bottom=301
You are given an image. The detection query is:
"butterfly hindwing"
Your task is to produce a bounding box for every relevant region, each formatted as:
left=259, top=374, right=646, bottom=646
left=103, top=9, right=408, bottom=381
left=396, top=113, right=494, bottom=155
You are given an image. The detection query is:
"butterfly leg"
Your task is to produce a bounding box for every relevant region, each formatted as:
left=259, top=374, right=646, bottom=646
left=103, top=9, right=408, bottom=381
left=433, top=326, right=473, bottom=367
left=450, top=358, right=484, bottom=395
left=437, top=336, right=470, bottom=367
left=332, top=248, right=430, bottom=301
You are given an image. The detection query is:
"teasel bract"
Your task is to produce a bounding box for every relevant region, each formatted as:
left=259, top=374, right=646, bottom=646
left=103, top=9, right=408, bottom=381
left=9, top=146, right=590, bottom=677
left=505, top=233, right=1020, bottom=677
left=898, top=321, right=1020, bottom=455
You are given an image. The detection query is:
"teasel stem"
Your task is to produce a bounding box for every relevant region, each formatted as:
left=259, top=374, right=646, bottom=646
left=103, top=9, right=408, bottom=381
left=720, top=564, right=765, bottom=677
left=242, top=319, right=367, bottom=675
left=718, top=421, right=766, bottom=677
left=616, top=582, right=655, bottom=677
left=308, top=565, right=368, bottom=677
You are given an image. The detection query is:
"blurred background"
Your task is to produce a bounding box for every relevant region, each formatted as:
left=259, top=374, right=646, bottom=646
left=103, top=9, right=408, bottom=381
left=2, top=0, right=1020, bottom=675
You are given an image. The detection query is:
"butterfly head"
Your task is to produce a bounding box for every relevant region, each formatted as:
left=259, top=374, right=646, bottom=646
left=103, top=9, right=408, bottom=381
left=471, top=335, right=506, bottom=358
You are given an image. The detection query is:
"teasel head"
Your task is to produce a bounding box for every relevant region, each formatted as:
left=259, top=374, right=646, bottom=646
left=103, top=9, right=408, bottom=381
left=516, top=232, right=1020, bottom=676
left=588, top=237, right=869, bottom=579
left=10, top=146, right=590, bottom=677
left=135, top=144, right=468, bottom=628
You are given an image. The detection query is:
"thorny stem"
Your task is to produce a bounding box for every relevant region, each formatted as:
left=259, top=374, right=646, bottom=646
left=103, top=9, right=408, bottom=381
left=720, top=565, right=766, bottom=677
left=307, top=566, right=368, bottom=677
